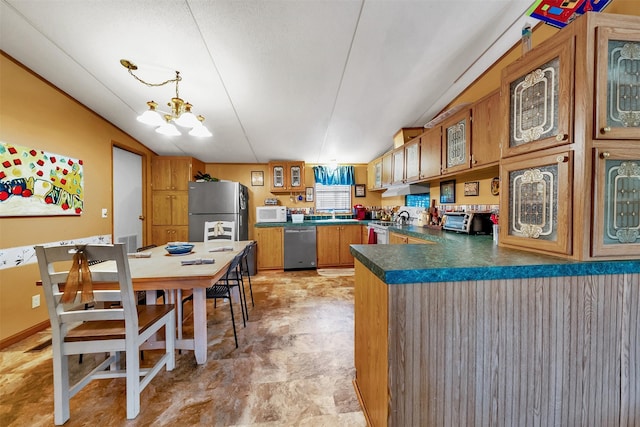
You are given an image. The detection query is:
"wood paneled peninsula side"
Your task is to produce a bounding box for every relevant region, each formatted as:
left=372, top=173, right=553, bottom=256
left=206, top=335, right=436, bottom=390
left=351, top=226, right=640, bottom=427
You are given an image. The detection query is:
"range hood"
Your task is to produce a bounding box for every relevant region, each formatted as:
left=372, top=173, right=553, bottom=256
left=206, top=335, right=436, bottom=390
left=381, top=183, right=430, bottom=198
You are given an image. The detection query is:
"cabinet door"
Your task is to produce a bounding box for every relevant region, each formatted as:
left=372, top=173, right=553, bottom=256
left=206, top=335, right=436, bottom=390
left=593, top=147, right=640, bottom=257
left=595, top=27, right=640, bottom=140
left=502, top=34, right=574, bottom=158
left=271, top=164, right=285, bottom=191
left=151, top=226, right=188, bottom=246
left=368, top=157, right=382, bottom=190
left=471, top=90, right=501, bottom=167
left=389, top=232, right=408, bottom=244
left=289, top=162, right=304, bottom=190
left=500, top=151, right=573, bottom=255
left=151, top=157, right=173, bottom=190
left=152, top=193, right=174, bottom=225
left=339, top=225, right=362, bottom=265
left=317, top=226, right=341, bottom=267
left=255, top=227, right=283, bottom=270
left=441, top=110, right=471, bottom=174
left=392, top=148, right=405, bottom=185
left=420, top=127, right=441, bottom=179
left=382, top=152, right=393, bottom=187
left=404, top=139, right=420, bottom=182
left=171, top=159, right=192, bottom=191
left=172, top=192, right=189, bottom=225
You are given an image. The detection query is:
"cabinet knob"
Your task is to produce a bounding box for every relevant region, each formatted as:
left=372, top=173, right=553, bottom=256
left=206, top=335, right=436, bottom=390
left=555, top=133, right=568, bottom=142
left=601, top=127, right=611, bottom=134
left=556, top=155, right=568, bottom=163
left=138, top=215, right=145, bottom=220
left=471, top=154, right=477, bottom=165
left=600, top=152, right=611, bottom=159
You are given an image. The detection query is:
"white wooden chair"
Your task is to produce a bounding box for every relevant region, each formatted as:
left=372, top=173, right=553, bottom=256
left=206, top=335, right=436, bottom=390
left=204, top=220, right=236, bottom=241
left=35, top=243, right=175, bottom=425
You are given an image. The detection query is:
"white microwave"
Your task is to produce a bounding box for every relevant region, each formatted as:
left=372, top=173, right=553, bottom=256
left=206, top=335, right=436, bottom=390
left=256, top=206, right=287, bottom=223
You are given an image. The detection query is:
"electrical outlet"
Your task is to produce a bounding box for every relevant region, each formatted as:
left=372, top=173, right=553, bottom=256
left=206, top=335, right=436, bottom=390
left=31, top=294, right=40, bottom=308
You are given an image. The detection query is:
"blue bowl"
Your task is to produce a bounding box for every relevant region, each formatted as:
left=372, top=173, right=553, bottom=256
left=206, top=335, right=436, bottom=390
left=165, top=244, right=194, bottom=255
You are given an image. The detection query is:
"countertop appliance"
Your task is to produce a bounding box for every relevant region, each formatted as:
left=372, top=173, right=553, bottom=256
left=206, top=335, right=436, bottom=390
left=256, top=206, right=287, bottom=223
left=442, top=211, right=493, bottom=234
left=284, top=227, right=317, bottom=270
left=188, top=181, right=249, bottom=242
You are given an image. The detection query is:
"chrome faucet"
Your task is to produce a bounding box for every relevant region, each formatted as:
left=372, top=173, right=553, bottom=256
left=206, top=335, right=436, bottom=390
left=332, top=210, right=336, bottom=219
left=396, top=210, right=410, bottom=225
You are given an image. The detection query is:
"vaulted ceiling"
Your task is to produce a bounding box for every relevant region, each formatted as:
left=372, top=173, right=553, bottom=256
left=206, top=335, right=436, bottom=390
left=1, top=0, right=535, bottom=164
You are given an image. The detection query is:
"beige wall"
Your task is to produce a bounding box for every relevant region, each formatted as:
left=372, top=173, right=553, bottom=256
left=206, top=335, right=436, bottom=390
left=0, top=54, right=156, bottom=344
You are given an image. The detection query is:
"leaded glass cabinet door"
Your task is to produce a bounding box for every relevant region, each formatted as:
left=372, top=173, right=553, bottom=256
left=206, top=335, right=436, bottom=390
left=593, top=147, right=640, bottom=257
left=289, top=164, right=302, bottom=189
left=500, top=151, right=572, bottom=255
left=441, top=109, right=471, bottom=174
left=501, top=34, right=574, bottom=158
left=595, top=27, right=640, bottom=140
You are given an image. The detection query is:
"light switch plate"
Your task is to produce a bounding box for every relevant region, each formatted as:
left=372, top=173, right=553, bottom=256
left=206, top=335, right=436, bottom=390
left=101, top=208, right=108, bottom=218
left=32, top=294, right=40, bottom=308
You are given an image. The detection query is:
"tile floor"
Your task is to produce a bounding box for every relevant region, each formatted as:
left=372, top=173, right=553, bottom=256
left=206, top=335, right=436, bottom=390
left=0, top=270, right=366, bottom=426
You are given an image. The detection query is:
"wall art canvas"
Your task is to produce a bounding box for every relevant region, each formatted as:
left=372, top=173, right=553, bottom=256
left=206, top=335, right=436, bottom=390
left=0, top=141, right=84, bottom=216
left=528, top=0, right=613, bottom=28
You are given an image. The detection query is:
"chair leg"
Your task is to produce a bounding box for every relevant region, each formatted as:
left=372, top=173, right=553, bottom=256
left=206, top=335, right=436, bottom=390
left=244, top=258, right=254, bottom=306
left=52, top=342, right=71, bottom=425
left=224, top=294, right=239, bottom=348
left=125, top=341, right=141, bottom=419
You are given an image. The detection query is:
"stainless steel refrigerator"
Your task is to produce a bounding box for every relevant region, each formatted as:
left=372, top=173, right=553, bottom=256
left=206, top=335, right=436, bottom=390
left=188, top=181, right=249, bottom=242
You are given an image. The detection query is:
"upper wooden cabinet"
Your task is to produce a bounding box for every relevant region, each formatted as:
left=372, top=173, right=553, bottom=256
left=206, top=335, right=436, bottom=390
left=592, top=146, right=640, bottom=258
left=391, top=147, right=405, bottom=185
left=151, top=156, right=204, bottom=191
left=594, top=27, right=640, bottom=140
left=381, top=152, right=393, bottom=187
left=441, top=108, right=471, bottom=174
left=500, top=150, right=573, bottom=256
left=404, top=138, right=420, bottom=182
left=470, top=90, right=502, bottom=167
left=268, top=161, right=305, bottom=193
left=501, top=31, right=574, bottom=159
left=419, top=126, right=442, bottom=180
left=370, top=157, right=383, bottom=190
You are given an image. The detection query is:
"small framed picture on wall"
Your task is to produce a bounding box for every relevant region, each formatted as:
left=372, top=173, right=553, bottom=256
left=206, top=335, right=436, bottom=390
left=464, top=181, right=479, bottom=196
left=440, top=180, right=455, bottom=204
left=305, top=187, right=314, bottom=202
left=355, top=184, right=366, bottom=197
left=251, top=171, right=264, bottom=186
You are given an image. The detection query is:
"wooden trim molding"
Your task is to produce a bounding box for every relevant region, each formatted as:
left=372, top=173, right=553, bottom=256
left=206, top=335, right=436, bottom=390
left=0, top=320, right=50, bottom=350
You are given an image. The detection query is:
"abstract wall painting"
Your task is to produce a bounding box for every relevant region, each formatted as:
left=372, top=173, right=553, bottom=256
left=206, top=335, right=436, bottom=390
left=0, top=141, right=84, bottom=216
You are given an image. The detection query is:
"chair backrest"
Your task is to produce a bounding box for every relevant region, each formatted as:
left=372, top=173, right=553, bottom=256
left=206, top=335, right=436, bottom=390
left=35, top=244, right=139, bottom=337
left=204, top=221, right=236, bottom=241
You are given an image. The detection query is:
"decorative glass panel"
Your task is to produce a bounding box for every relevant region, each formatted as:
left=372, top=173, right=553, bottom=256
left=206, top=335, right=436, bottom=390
left=510, top=57, right=560, bottom=147
left=607, top=40, right=640, bottom=128
left=508, top=164, right=558, bottom=241
left=446, top=119, right=466, bottom=168
left=603, top=159, right=640, bottom=244
left=273, top=166, right=284, bottom=188
left=290, top=166, right=301, bottom=187
left=406, top=143, right=419, bottom=178
left=374, top=162, right=382, bottom=187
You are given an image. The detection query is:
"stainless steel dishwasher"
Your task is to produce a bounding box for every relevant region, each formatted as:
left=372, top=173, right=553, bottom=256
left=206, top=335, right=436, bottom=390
left=284, top=227, right=317, bottom=270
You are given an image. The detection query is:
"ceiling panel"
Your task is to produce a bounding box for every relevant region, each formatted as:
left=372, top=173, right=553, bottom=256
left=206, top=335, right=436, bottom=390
left=1, top=0, right=535, bottom=164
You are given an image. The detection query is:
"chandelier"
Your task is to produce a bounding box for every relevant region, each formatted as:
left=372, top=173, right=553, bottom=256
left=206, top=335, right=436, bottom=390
left=120, top=59, right=212, bottom=137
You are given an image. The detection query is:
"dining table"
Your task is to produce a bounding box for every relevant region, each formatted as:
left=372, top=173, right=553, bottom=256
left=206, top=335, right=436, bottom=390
left=114, top=240, right=252, bottom=364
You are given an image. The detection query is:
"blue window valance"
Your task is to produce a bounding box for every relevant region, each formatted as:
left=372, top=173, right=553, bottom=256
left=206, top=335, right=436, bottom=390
left=313, top=165, right=355, bottom=186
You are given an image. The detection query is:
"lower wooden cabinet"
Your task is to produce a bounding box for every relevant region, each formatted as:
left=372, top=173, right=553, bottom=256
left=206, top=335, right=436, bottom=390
left=389, top=232, right=432, bottom=245
left=151, top=226, right=189, bottom=245
left=255, top=227, right=283, bottom=270
left=317, top=225, right=361, bottom=267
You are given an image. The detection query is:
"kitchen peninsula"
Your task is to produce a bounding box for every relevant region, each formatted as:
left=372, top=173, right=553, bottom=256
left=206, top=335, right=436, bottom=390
left=351, top=226, right=640, bottom=426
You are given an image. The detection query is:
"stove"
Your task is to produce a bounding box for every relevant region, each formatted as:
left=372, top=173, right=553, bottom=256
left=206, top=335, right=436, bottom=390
left=367, top=221, right=394, bottom=244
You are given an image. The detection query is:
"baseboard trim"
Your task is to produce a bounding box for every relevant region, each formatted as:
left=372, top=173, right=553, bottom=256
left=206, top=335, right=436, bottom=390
left=0, top=320, right=50, bottom=350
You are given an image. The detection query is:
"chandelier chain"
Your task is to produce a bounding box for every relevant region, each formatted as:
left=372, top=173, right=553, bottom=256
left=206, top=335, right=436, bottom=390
left=126, top=68, right=181, bottom=92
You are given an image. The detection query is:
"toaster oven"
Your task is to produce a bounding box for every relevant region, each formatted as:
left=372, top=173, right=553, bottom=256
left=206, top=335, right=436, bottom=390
left=442, top=212, right=493, bottom=234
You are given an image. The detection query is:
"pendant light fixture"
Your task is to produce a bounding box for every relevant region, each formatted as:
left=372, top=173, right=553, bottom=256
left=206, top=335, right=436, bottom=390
left=121, top=59, right=212, bottom=137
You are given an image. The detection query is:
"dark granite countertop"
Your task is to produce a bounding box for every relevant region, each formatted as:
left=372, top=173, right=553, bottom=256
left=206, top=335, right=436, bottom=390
left=255, top=219, right=370, bottom=227
left=350, top=225, right=640, bottom=284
